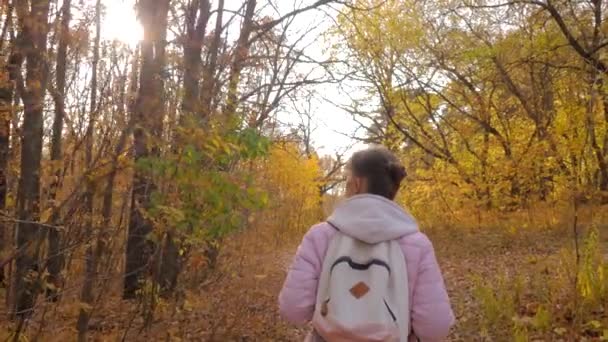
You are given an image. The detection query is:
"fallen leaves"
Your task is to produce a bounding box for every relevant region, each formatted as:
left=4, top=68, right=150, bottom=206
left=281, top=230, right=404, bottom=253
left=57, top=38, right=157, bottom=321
left=1, top=214, right=606, bottom=341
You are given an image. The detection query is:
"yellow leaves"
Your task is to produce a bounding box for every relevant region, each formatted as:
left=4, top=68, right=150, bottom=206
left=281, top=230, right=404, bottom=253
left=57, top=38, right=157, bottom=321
left=333, top=0, right=608, bottom=215
left=531, top=305, right=551, bottom=331
left=59, top=300, right=93, bottom=317
left=209, top=136, right=222, bottom=150
left=116, top=151, right=131, bottom=168
left=588, top=320, right=603, bottom=330
left=5, top=193, right=15, bottom=210
left=154, top=205, right=186, bottom=224
left=262, top=143, right=321, bottom=202
left=342, top=0, right=423, bottom=56
left=165, top=329, right=184, bottom=342
left=243, top=142, right=324, bottom=238
left=26, top=80, right=42, bottom=91
left=78, top=302, right=94, bottom=313
left=40, top=207, right=53, bottom=223
left=182, top=298, right=193, bottom=312
left=3, top=332, right=28, bottom=342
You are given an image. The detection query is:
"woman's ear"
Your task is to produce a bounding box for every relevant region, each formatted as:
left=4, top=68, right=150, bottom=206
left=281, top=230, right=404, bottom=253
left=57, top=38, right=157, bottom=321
left=352, top=176, right=366, bottom=195
left=353, top=177, right=361, bottom=194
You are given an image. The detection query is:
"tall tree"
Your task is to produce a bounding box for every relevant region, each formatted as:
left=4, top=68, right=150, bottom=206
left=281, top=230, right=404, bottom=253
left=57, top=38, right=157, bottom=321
left=224, top=0, right=257, bottom=123
left=479, top=0, right=608, bottom=193
left=0, top=0, right=15, bottom=288
left=13, top=0, right=51, bottom=317
left=124, top=0, right=170, bottom=299
left=46, top=0, right=71, bottom=301
left=181, top=0, right=210, bottom=118
left=200, top=0, right=224, bottom=116
left=77, top=0, right=101, bottom=338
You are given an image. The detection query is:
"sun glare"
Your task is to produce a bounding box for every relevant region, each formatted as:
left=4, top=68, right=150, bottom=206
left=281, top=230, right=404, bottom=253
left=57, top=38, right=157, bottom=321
left=103, top=1, right=142, bottom=46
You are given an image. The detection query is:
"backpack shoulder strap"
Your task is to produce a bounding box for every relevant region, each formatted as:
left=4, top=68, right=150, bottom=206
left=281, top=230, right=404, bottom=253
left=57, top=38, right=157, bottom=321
left=325, top=221, right=340, bottom=231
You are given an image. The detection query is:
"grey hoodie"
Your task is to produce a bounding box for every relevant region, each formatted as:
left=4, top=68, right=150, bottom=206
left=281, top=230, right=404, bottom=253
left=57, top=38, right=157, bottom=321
left=327, top=194, right=419, bottom=244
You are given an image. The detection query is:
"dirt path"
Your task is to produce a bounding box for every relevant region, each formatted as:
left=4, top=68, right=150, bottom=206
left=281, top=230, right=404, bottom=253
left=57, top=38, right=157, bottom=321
left=120, top=229, right=570, bottom=341
left=0, top=227, right=591, bottom=341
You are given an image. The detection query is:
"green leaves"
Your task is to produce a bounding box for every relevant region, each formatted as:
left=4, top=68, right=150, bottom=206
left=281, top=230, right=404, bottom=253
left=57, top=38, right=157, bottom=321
left=135, top=123, right=271, bottom=244
left=238, top=127, right=270, bottom=159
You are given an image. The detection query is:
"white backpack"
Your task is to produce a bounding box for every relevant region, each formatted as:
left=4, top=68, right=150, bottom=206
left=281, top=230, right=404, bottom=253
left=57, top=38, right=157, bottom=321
left=311, top=229, right=410, bottom=342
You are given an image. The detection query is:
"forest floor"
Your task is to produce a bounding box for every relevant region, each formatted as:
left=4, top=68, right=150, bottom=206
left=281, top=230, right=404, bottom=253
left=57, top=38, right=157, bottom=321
left=0, top=222, right=606, bottom=341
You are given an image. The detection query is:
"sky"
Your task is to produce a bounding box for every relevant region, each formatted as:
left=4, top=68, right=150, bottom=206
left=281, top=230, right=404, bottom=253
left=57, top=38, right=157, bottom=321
left=103, top=0, right=364, bottom=157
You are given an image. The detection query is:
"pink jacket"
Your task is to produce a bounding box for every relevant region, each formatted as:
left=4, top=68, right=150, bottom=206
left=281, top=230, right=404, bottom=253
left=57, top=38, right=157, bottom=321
left=279, top=195, right=454, bottom=341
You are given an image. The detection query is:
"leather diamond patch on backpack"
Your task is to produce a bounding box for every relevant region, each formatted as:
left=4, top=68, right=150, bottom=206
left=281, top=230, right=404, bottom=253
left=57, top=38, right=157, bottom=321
left=350, top=281, right=370, bottom=299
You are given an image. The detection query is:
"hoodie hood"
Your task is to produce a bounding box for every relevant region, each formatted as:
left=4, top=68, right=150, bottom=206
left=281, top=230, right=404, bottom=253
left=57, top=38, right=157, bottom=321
left=327, top=194, right=418, bottom=244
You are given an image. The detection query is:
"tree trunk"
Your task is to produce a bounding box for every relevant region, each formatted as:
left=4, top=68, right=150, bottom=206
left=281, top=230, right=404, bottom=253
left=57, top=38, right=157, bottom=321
left=77, top=0, right=100, bottom=338
left=13, top=0, right=51, bottom=318
left=46, top=0, right=71, bottom=301
left=597, top=78, right=608, bottom=195
left=224, top=0, right=256, bottom=124
left=200, top=0, right=224, bottom=116
left=0, top=0, right=15, bottom=287
left=0, top=51, right=12, bottom=290
left=181, top=0, right=210, bottom=118
left=156, top=231, right=180, bottom=295
left=95, top=49, right=137, bottom=282
left=587, top=71, right=608, bottom=193
left=124, top=0, right=170, bottom=300
left=162, top=0, right=214, bottom=296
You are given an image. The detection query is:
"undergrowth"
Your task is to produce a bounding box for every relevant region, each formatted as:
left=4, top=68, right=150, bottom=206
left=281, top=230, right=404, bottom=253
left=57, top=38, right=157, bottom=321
left=1, top=201, right=606, bottom=341
left=471, top=227, right=608, bottom=341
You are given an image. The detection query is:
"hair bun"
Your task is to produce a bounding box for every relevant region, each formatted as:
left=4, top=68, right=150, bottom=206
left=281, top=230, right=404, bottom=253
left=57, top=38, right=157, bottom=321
left=387, top=162, right=407, bottom=184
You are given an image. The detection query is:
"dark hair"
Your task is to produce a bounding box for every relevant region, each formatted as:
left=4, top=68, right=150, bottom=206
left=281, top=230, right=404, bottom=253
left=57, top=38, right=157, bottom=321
left=347, top=146, right=407, bottom=200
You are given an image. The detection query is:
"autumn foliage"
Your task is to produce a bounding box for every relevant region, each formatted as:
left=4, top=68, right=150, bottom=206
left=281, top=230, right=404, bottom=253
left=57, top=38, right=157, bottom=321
left=0, top=0, right=607, bottom=341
